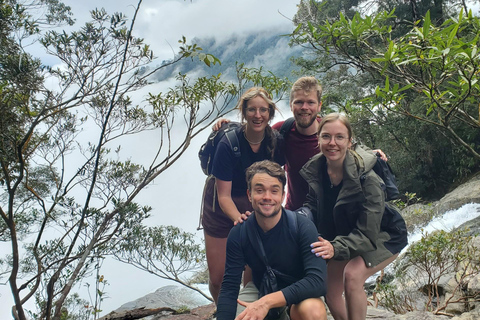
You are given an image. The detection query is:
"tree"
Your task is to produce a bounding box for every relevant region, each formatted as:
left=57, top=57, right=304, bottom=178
left=0, top=1, right=290, bottom=319
left=289, top=1, right=480, bottom=197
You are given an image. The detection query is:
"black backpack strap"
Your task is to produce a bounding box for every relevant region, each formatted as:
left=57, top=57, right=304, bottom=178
left=278, top=117, right=295, bottom=139
left=245, top=217, right=269, bottom=266
left=224, top=128, right=241, bottom=157
left=225, top=127, right=252, bottom=172
left=284, top=209, right=298, bottom=240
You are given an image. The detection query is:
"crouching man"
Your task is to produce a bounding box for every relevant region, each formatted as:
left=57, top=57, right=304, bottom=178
left=217, top=160, right=327, bottom=320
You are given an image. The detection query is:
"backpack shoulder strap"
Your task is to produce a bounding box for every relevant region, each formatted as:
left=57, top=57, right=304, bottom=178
left=224, top=128, right=241, bottom=158
left=244, top=217, right=269, bottom=266
left=278, top=117, right=295, bottom=139
left=284, top=209, right=299, bottom=242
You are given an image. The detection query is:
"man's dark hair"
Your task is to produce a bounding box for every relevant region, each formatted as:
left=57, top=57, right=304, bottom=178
left=246, top=160, right=286, bottom=191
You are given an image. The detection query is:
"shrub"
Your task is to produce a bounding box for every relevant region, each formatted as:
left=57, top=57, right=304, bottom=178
left=377, top=228, right=480, bottom=316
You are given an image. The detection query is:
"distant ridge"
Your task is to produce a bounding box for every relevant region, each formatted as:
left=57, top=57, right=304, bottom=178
left=152, top=33, right=303, bottom=82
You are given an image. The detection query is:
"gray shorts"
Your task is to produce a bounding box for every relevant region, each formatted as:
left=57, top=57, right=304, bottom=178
left=236, top=282, right=289, bottom=320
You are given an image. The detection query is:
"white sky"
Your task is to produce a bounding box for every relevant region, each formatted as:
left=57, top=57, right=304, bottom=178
left=0, top=0, right=298, bottom=318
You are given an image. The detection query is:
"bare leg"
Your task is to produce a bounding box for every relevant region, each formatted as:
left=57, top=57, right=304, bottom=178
left=243, top=265, right=252, bottom=286
left=344, top=254, right=399, bottom=320
left=290, top=297, right=328, bottom=320
left=325, top=260, right=348, bottom=320
left=204, top=231, right=227, bottom=305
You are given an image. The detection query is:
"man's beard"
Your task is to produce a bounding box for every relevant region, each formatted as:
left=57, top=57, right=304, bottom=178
left=254, top=205, right=282, bottom=219
left=295, top=114, right=316, bottom=129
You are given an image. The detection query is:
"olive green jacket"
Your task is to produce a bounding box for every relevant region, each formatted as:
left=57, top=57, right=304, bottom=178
left=300, top=145, right=394, bottom=267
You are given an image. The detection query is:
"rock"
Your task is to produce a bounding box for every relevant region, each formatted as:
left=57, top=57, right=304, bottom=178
left=450, top=308, right=480, bottom=319
left=433, top=173, right=480, bottom=215
left=457, top=214, right=480, bottom=235
left=115, top=285, right=211, bottom=312
left=158, top=304, right=216, bottom=320
left=395, top=310, right=450, bottom=319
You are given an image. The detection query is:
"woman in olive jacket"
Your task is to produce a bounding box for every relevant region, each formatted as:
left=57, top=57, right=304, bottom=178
left=300, top=113, right=407, bottom=320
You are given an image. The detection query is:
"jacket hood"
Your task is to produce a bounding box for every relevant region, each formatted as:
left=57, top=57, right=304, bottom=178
left=349, top=144, right=377, bottom=174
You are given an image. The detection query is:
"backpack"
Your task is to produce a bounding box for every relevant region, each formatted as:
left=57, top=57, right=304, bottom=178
left=278, top=117, right=295, bottom=140
left=360, top=153, right=400, bottom=201
left=198, top=122, right=242, bottom=176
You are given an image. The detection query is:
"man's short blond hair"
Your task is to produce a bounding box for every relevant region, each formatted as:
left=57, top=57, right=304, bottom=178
left=289, top=76, right=323, bottom=105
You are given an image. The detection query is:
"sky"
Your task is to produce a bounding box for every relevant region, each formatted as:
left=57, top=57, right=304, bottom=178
left=0, top=0, right=298, bottom=318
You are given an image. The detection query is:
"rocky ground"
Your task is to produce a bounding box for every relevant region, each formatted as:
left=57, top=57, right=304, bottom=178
left=100, top=302, right=480, bottom=320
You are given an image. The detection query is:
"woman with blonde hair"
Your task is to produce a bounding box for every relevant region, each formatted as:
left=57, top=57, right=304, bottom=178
left=201, top=87, right=284, bottom=304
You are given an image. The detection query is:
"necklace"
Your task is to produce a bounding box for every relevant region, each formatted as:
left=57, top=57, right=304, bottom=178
left=327, top=169, right=342, bottom=188
left=244, top=131, right=265, bottom=145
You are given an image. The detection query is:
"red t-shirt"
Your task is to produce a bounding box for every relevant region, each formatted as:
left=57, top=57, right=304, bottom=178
left=273, top=118, right=321, bottom=210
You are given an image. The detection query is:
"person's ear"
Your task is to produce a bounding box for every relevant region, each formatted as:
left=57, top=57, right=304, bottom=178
left=247, top=189, right=252, bottom=202
left=317, top=101, right=322, bottom=113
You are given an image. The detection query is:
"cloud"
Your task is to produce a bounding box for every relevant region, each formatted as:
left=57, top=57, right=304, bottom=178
left=63, top=0, right=298, bottom=61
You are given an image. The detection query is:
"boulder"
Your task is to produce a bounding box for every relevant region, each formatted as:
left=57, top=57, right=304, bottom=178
left=433, top=173, right=480, bottom=215
left=115, top=285, right=211, bottom=312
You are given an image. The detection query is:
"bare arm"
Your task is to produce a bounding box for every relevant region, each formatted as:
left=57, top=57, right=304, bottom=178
left=216, top=178, right=249, bottom=225
left=213, top=118, right=231, bottom=131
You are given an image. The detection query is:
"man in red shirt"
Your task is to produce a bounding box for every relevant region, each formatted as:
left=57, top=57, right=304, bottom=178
left=272, top=76, right=322, bottom=210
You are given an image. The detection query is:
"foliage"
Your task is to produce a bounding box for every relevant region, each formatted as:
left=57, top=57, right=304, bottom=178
left=187, top=268, right=209, bottom=285
left=392, top=192, right=422, bottom=209
left=401, top=203, right=436, bottom=233
left=0, top=1, right=292, bottom=319
left=374, top=282, right=416, bottom=314
left=290, top=1, right=480, bottom=198
left=377, top=228, right=480, bottom=315
left=174, top=306, right=191, bottom=314
left=112, top=225, right=210, bottom=301
left=348, top=110, right=478, bottom=199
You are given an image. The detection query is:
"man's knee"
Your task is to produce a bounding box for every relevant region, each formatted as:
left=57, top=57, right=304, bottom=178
left=236, top=282, right=259, bottom=317
left=291, top=298, right=327, bottom=320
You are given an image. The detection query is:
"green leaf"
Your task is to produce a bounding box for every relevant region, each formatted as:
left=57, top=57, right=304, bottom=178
left=447, top=21, right=459, bottom=47
left=398, top=83, right=414, bottom=93
left=423, top=11, right=431, bottom=36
